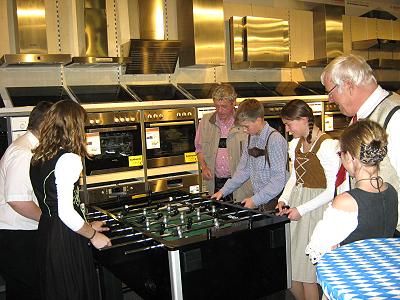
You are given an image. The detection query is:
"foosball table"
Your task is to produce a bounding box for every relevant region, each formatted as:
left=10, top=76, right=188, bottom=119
left=87, top=191, right=291, bottom=300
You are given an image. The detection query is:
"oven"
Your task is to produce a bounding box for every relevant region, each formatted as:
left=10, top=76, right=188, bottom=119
left=82, top=111, right=146, bottom=205
left=143, top=108, right=199, bottom=194
left=84, top=111, right=143, bottom=176
left=144, top=108, right=196, bottom=168
left=324, top=102, right=351, bottom=139
left=264, top=102, right=288, bottom=140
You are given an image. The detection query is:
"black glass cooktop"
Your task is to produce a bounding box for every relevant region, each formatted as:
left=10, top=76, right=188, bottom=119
left=6, top=86, right=71, bottom=107
left=298, top=81, right=326, bottom=95
left=228, top=82, right=278, bottom=97
left=68, top=85, right=135, bottom=103
left=178, top=83, right=219, bottom=99
left=127, top=84, right=188, bottom=101
left=260, top=82, right=316, bottom=96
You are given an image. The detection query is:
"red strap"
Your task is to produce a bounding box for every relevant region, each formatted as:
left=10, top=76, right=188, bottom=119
left=335, top=114, right=357, bottom=188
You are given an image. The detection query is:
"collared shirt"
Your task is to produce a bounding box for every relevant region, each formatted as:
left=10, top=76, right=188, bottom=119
left=337, top=86, right=400, bottom=195
left=220, top=122, right=288, bottom=206
left=0, top=131, right=39, bottom=230
left=195, top=114, right=235, bottom=178
left=357, top=85, right=389, bottom=118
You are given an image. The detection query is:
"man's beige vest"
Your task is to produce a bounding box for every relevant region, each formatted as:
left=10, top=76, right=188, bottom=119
left=365, top=92, right=400, bottom=230
left=200, top=112, right=253, bottom=202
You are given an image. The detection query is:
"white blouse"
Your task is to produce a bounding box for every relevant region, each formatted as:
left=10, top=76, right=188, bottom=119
left=54, top=153, right=85, bottom=232
left=305, top=203, right=358, bottom=264
left=278, top=136, right=340, bottom=216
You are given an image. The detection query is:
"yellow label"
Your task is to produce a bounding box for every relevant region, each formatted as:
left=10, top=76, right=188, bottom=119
left=131, top=193, right=147, bottom=199
left=184, top=152, right=198, bottom=163
left=129, top=155, right=143, bottom=167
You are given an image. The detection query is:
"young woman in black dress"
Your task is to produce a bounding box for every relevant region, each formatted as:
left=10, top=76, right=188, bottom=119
left=30, top=100, right=111, bottom=299
left=306, top=119, right=398, bottom=263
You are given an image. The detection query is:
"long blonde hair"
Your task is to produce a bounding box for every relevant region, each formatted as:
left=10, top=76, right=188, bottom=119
left=32, top=100, right=88, bottom=164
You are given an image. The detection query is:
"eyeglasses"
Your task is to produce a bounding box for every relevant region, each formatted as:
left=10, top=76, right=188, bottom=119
left=337, top=150, right=345, bottom=157
left=325, top=85, right=337, bottom=96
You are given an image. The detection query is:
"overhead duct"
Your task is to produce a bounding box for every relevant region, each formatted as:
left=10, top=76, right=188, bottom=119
left=229, top=16, right=303, bottom=69
left=122, top=0, right=181, bottom=74
left=306, top=5, right=344, bottom=67
left=176, top=0, right=225, bottom=68
left=67, top=0, right=123, bottom=68
left=1, top=0, right=71, bottom=67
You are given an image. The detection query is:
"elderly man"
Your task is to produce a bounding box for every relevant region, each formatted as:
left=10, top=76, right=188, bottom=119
left=195, top=83, right=252, bottom=202
left=321, top=54, right=400, bottom=233
left=213, top=99, right=288, bottom=209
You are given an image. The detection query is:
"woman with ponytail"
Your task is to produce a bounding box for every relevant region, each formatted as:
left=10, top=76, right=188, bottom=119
left=277, top=99, right=340, bottom=300
left=306, top=120, right=397, bottom=263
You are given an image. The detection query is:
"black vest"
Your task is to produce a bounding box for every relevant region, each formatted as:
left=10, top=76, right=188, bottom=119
left=30, top=150, right=83, bottom=218
left=341, top=184, right=398, bottom=245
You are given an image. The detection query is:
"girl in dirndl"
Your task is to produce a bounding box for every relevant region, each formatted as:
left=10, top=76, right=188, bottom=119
left=276, top=99, right=340, bottom=300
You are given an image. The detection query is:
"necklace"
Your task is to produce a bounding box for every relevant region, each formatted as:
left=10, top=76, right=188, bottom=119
left=355, top=176, right=383, bottom=190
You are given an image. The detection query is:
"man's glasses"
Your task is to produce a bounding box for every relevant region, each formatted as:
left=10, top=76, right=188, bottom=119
left=325, top=85, right=337, bottom=96
left=337, top=150, right=345, bottom=157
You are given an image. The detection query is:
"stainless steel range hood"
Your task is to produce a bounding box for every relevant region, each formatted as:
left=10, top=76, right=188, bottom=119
left=121, top=0, right=181, bottom=74
left=67, top=0, right=122, bottom=68
left=306, top=5, right=344, bottom=68
left=229, top=16, right=304, bottom=69
left=1, top=54, right=71, bottom=67
left=177, top=0, right=225, bottom=68
left=122, top=39, right=181, bottom=74
left=307, top=4, right=345, bottom=67
left=1, top=0, right=71, bottom=67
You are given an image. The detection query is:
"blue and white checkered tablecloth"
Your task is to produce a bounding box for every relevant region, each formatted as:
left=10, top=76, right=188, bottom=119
left=316, top=238, right=400, bottom=300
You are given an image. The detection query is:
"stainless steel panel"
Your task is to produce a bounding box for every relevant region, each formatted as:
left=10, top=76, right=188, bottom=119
left=314, top=5, right=343, bottom=60
left=15, top=0, right=47, bottom=54
left=245, top=16, right=289, bottom=62
left=177, top=0, right=225, bottom=67
left=147, top=173, right=199, bottom=193
left=143, top=108, right=195, bottom=122
left=86, top=111, right=141, bottom=126
left=84, top=0, right=108, bottom=57
left=229, top=16, right=245, bottom=64
left=147, top=156, right=187, bottom=169
left=138, top=0, right=165, bottom=40
left=85, top=181, right=146, bottom=205
left=306, top=5, right=344, bottom=67
left=229, top=16, right=303, bottom=69
left=0, top=54, right=71, bottom=66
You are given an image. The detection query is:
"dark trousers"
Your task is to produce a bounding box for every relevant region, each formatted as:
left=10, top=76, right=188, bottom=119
left=0, top=229, right=40, bottom=300
left=214, top=177, right=233, bottom=202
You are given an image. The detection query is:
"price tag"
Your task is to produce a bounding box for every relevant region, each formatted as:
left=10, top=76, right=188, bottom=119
left=324, top=115, right=334, bottom=131
left=129, top=155, right=143, bottom=167
left=145, top=127, right=160, bottom=149
left=184, top=152, right=198, bottom=163
left=86, top=132, right=101, bottom=155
